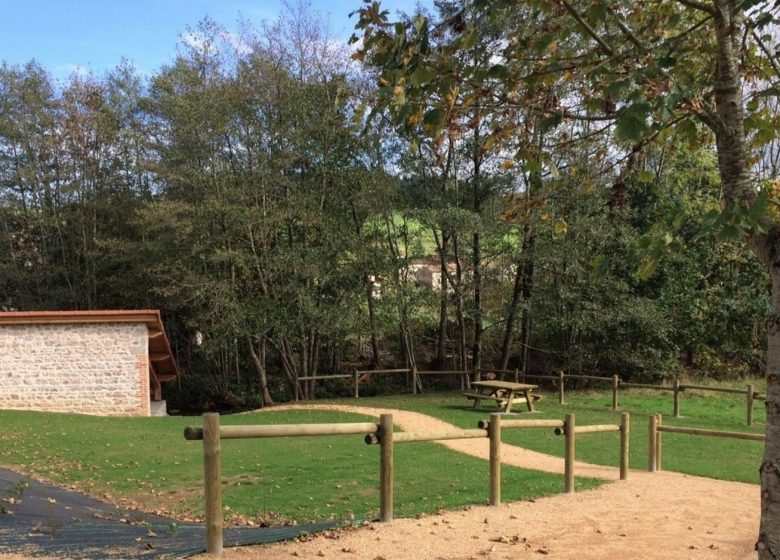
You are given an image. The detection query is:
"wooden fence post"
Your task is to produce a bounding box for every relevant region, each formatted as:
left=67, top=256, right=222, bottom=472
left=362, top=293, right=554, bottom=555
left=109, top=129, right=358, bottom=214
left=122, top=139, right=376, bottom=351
left=747, top=383, right=754, bottom=426
left=203, top=413, right=223, bottom=555
left=673, top=379, right=680, bottom=418
left=559, top=371, right=565, bottom=405
left=611, top=375, right=619, bottom=410
left=648, top=414, right=657, bottom=473
left=619, top=412, right=629, bottom=480
left=489, top=413, right=501, bottom=506
left=514, top=368, right=519, bottom=383
left=379, top=414, right=394, bottom=522
left=564, top=413, right=575, bottom=493
left=655, top=414, right=663, bottom=471
left=353, top=369, right=359, bottom=399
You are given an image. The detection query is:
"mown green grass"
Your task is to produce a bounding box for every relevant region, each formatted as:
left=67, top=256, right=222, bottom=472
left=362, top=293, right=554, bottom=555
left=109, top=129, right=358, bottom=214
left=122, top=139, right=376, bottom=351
left=329, top=388, right=765, bottom=484
left=0, top=408, right=595, bottom=524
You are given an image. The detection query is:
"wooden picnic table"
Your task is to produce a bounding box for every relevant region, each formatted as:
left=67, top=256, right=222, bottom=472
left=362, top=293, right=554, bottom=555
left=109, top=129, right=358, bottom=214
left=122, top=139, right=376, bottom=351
left=463, top=380, right=540, bottom=413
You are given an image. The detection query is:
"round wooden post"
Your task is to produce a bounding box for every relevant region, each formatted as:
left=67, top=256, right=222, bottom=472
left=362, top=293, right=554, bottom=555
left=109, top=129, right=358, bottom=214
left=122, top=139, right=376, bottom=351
left=514, top=368, right=519, bottom=383
left=489, top=413, right=501, bottom=506
left=203, top=413, right=223, bottom=555
left=353, top=369, right=359, bottom=399
left=673, top=379, right=680, bottom=417
left=655, top=414, right=663, bottom=471
left=558, top=371, right=565, bottom=405
left=379, top=414, right=394, bottom=522
left=648, top=414, right=657, bottom=473
left=564, top=413, right=575, bottom=493
left=747, top=383, right=754, bottom=426
left=611, top=375, right=619, bottom=410
left=619, top=412, right=629, bottom=480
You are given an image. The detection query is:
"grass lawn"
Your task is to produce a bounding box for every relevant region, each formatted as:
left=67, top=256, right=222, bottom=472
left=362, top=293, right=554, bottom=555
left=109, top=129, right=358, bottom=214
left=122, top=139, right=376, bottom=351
left=0, top=408, right=596, bottom=525
left=328, top=388, right=766, bottom=485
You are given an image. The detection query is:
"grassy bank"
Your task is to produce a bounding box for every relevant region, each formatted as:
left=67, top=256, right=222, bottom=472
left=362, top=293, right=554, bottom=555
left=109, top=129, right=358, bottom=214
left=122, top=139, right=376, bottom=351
left=0, top=407, right=595, bottom=525
left=338, top=389, right=765, bottom=484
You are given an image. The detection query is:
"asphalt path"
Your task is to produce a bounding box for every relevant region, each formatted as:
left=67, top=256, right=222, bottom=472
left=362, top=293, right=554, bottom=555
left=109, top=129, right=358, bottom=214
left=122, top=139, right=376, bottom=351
left=0, top=467, right=342, bottom=559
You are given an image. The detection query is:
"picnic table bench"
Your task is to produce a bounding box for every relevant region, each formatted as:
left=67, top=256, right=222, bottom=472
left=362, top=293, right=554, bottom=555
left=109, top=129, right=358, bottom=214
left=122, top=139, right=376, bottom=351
left=463, top=380, right=541, bottom=413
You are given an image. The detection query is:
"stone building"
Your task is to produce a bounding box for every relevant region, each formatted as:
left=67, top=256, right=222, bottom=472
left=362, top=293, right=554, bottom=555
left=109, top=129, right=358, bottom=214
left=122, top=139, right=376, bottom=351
left=0, top=310, right=179, bottom=416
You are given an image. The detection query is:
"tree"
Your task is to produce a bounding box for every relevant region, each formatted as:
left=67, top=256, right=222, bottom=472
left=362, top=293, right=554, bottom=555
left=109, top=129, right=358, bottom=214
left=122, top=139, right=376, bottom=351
left=353, top=0, right=780, bottom=552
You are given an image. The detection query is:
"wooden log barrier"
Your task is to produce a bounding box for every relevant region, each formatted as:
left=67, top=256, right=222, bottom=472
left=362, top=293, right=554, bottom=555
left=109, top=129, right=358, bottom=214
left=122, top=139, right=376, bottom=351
left=185, top=422, right=379, bottom=441
left=365, top=429, right=487, bottom=444
left=558, top=371, right=565, bottom=405
left=488, top=418, right=564, bottom=429
left=657, top=425, right=766, bottom=441
left=620, top=412, right=629, bottom=481
left=648, top=414, right=657, bottom=473
left=564, top=414, right=575, bottom=493
left=673, top=379, right=680, bottom=418
left=646, top=414, right=765, bottom=477
left=678, top=384, right=749, bottom=395
left=656, top=414, right=663, bottom=471
left=184, top=415, right=387, bottom=555
left=489, top=413, right=501, bottom=506
left=379, top=414, right=394, bottom=522
left=203, top=413, right=223, bottom=555
left=612, top=374, right=619, bottom=410
left=620, top=382, right=676, bottom=391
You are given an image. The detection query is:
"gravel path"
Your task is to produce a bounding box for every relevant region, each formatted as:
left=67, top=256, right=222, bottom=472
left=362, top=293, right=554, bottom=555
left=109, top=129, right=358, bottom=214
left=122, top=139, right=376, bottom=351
left=202, top=403, right=759, bottom=560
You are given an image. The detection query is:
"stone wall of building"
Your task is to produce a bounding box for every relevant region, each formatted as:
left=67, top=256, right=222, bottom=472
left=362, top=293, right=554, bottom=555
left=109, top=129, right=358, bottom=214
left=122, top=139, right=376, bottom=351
left=0, top=323, right=150, bottom=416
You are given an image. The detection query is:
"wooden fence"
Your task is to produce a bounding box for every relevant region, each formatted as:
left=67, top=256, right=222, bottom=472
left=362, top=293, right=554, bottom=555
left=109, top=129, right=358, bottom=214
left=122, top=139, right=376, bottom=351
left=481, top=369, right=764, bottom=426
left=646, top=413, right=765, bottom=472
left=184, top=412, right=631, bottom=554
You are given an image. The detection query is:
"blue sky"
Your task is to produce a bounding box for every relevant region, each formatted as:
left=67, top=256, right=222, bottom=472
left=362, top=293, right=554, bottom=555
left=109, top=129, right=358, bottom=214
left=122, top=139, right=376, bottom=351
left=0, top=0, right=424, bottom=82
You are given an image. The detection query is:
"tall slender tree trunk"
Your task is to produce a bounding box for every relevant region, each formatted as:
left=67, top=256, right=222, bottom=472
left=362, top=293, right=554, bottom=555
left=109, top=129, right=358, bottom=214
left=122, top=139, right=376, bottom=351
left=436, top=232, right=450, bottom=368
left=705, top=2, right=778, bottom=554
left=365, top=276, right=382, bottom=368
left=248, top=337, right=274, bottom=406
left=499, top=226, right=535, bottom=370
left=453, top=234, right=468, bottom=371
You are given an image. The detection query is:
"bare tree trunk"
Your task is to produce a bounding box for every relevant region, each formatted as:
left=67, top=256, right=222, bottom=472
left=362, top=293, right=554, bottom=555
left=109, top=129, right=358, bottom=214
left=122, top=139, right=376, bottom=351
left=499, top=227, right=534, bottom=370
left=453, top=234, right=468, bottom=371
left=436, top=231, right=450, bottom=368
left=248, top=337, right=274, bottom=406
left=365, top=276, right=382, bottom=368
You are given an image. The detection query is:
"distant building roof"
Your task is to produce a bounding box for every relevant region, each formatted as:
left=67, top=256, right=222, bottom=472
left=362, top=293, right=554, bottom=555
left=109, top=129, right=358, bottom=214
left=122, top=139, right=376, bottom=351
left=0, top=310, right=179, bottom=382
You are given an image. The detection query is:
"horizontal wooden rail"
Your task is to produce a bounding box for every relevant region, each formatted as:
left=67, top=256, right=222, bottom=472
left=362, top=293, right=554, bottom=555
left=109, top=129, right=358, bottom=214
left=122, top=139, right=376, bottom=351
left=554, top=424, right=620, bottom=435
left=416, top=370, right=470, bottom=376
left=521, top=373, right=559, bottom=380
left=356, top=368, right=410, bottom=374
left=297, top=374, right=352, bottom=381
left=619, top=382, right=676, bottom=391
left=479, top=368, right=515, bottom=375
left=565, top=374, right=612, bottom=382
left=365, top=429, right=486, bottom=445
left=479, top=418, right=564, bottom=429
left=657, top=425, right=765, bottom=441
left=754, top=394, right=767, bottom=401
left=678, top=384, right=748, bottom=395
left=184, top=422, right=379, bottom=441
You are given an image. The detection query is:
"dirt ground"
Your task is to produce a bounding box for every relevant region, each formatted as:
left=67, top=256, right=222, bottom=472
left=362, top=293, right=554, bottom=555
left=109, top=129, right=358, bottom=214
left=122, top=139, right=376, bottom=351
left=202, top=403, right=759, bottom=560
left=0, top=403, right=760, bottom=560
